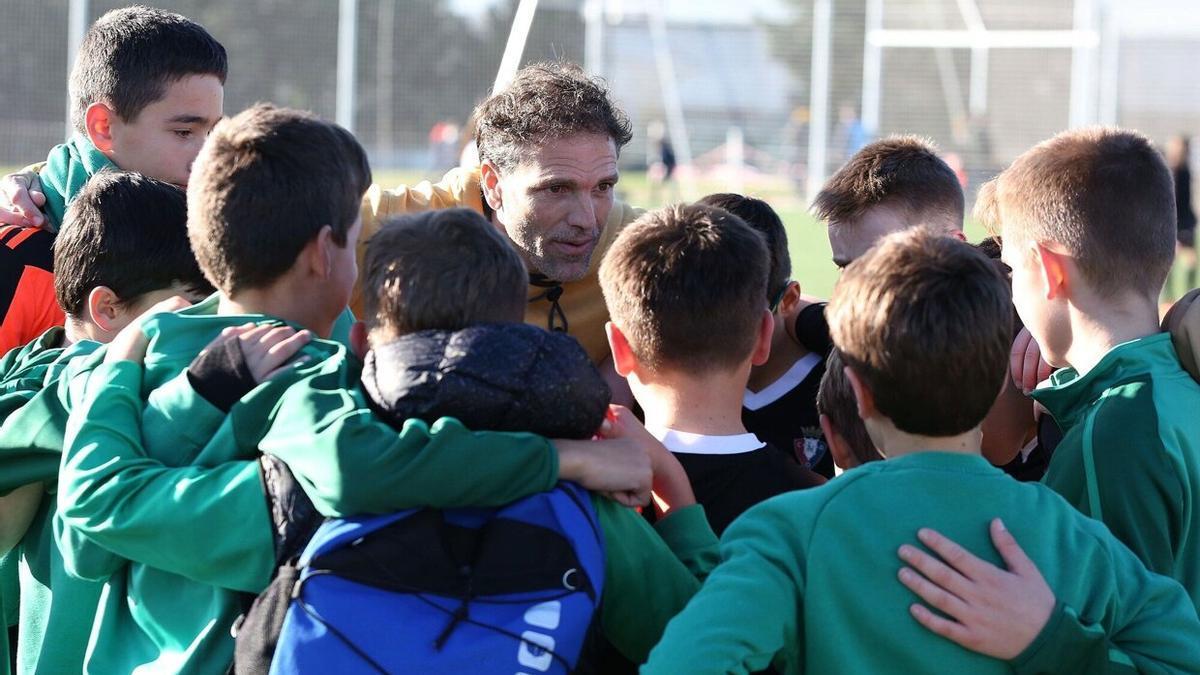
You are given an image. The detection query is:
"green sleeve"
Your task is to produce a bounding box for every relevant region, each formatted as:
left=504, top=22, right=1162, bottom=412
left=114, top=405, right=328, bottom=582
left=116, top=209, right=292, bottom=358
left=642, top=499, right=805, bottom=675
left=0, top=343, right=101, bottom=495
left=593, top=501, right=718, bottom=663
left=57, top=361, right=273, bottom=593
left=1079, top=392, right=1183, bottom=577
left=1012, top=543, right=1200, bottom=675
left=651, top=504, right=720, bottom=581
left=253, top=375, right=559, bottom=516
left=0, top=378, right=69, bottom=495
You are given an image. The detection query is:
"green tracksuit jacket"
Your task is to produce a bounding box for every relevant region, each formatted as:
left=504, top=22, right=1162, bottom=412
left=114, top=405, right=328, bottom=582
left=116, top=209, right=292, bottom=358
left=54, top=298, right=716, bottom=673
left=1035, top=333, right=1200, bottom=610
left=0, top=329, right=103, bottom=675
left=643, top=452, right=1200, bottom=675
left=0, top=301, right=351, bottom=675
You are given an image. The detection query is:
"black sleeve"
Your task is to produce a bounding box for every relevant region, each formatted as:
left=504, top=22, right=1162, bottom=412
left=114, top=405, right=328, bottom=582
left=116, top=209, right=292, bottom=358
left=186, top=337, right=258, bottom=413
left=793, top=302, right=832, bottom=356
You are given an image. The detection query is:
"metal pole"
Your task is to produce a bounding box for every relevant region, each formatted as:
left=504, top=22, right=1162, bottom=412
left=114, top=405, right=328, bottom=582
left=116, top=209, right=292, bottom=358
left=648, top=0, right=694, bottom=195
left=1098, top=0, right=1119, bottom=126
left=336, top=0, right=358, bottom=133
left=806, top=0, right=833, bottom=202
left=66, top=0, right=89, bottom=140
left=495, top=0, right=540, bottom=93
left=584, top=0, right=604, bottom=79
left=969, top=47, right=988, bottom=116
left=861, top=0, right=883, bottom=135
left=1068, top=0, right=1097, bottom=128
left=375, top=0, right=396, bottom=162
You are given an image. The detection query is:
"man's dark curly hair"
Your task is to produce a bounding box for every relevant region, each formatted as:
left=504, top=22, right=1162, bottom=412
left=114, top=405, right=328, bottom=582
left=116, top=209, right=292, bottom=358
left=473, top=62, right=633, bottom=171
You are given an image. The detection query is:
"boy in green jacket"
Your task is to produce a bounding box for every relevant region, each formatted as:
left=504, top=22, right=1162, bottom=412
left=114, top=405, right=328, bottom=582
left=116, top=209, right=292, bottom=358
left=643, top=229, right=1200, bottom=674
left=916, top=129, right=1200, bottom=617
left=52, top=105, right=656, bottom=675
left=0, top=172, right=214, bottom=674
left=0, top=6, right=226, bottom=355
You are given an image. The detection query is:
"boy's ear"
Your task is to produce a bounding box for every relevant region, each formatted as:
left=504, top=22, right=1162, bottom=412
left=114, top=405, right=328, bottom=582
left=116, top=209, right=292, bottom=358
left=479, top=160, right=503, bottom=215
left=84, top=103, right=117, bottom=155
left=820, top=413, right=855, bottom=471
left=750, top=309, right=774, bottom=366
left=843, top=365, right=877, bottom=421
left=1033, top=242, right=1070, bottom=301
left=349, top=320, right=369, bottom=359
left=950, top=229, right=967, bottom=242
left=778, top=280, right=802, bottom=316
left=309, top=225, right=336, bottom=279
left=86, top=286, right=122, bottom=333
left=605, top=321, right=638, bottom=377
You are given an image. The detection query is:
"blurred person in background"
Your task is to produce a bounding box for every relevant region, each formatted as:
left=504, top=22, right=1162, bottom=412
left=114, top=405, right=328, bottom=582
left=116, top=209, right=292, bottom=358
left=1168, top=135, right=1197, bottom=301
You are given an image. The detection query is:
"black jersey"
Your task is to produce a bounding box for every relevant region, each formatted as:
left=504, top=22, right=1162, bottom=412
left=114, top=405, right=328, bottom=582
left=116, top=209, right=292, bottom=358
left=742, top=352, right=834, bottom=478
left=652, top=428, right=825, bottom=536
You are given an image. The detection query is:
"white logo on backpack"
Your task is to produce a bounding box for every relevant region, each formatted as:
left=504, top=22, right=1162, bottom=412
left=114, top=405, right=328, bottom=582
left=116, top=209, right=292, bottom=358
left=517, top=600, right=562, bottom=673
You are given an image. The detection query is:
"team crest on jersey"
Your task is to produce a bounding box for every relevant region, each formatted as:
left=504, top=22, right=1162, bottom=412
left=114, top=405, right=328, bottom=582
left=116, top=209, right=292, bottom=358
left=793, top=427, right=829, bottom=468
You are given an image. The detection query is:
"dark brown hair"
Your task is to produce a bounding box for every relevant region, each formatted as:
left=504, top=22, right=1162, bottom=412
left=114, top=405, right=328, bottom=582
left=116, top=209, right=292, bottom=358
left=55, top=170, right=212, bottom=317
left=600, top=203, right=768, bottom=372
left=363, top=208, right=527, bottom=340
left=827, top=227, right=1012, bottom=436
left=698, top=193, right=790, bottom=304
left=816, top=349, right=881, bottom=465
left=813, top=135, right=964, bottom=231
left=976, top=127, right=1176, bottom=297
left=474, top=62, right=633, bottom=171
left=187, top=104, right=372, bottom=295
left=70, top=6, right=227, bottom=134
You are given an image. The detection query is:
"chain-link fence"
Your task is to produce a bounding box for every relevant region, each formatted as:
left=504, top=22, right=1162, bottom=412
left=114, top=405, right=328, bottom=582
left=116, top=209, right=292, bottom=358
left=3, top=0, right=1200, bottom=202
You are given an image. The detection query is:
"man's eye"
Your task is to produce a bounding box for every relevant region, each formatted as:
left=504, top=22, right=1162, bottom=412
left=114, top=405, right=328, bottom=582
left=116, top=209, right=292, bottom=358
left=173, top=129, right=193, bottom=139
left=597, top=183, right=613, bottom=193
left=548, top=185, right=565, bottom=194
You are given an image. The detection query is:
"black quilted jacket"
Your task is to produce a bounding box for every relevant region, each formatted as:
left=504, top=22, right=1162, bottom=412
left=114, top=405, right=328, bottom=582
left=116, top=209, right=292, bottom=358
left=361, top=322, right=611, bottom=440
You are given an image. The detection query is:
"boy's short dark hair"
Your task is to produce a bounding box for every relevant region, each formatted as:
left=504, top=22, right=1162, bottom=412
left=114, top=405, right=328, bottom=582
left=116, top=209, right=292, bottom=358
left=827, top=227, right=1012, bottom=436
left=474, top=62, right=633, bottom=171
left=698, top=193, right=790, bottom=304
left=976, top=127, right=1176, bottom=298
left=363, top=208, right=527, bottom=340
left=187, top=104, right=372, bottom=295
left=812, top=136, right=964, bottom=231
left=54, top=170, right=213, bottom=317
left=70, top=6, right=227, bottom=134
left=816, top=349, right=881, bottom=465
left=600, top=203, right=768, bottom=372
left=975, top=236, right=1025, bottom=337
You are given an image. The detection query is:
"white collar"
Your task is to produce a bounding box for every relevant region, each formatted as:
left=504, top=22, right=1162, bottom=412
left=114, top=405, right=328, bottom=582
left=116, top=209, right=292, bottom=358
left=1019, top=437, right=1039, bottom=462
left=743, top=352, right=823, bottom=411
left=647, top=426, right=766, bottom=456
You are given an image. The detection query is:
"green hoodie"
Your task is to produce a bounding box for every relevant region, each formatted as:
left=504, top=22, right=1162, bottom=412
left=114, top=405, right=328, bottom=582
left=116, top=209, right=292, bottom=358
left=0, top=330, right=103, bottom=675
left=52, top=297, right=565, bottom=674
left=1034, top=333, right=1200, bottom=610
left=644, top=452, right=1200, bottom=674
left=36, top=136, right=116, bottom=231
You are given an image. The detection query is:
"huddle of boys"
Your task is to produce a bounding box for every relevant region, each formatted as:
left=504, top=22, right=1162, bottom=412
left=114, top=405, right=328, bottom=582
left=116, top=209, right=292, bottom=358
left=1, top=6, right=1200, bottom=675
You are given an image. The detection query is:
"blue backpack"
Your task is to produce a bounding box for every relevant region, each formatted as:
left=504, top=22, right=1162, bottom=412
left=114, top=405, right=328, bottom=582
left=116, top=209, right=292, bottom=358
left=235, top=482, right=605, bottom=675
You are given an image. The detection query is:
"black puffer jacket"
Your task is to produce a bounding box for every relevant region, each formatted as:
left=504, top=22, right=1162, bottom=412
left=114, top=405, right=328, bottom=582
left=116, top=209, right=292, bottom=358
left=361, top=322, right=611, bottom=440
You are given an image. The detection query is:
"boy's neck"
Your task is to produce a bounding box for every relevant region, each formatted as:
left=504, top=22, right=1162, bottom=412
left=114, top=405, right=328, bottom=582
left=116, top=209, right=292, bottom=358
left=870, top=418, right=983, bottom=460
left=219, top=286, right=334, bottom=339
left=747, top=328, right=810, bottom=392
left=1063, top=293, right=1161, bottom=376
left=633, top=364, right=752, bottom=437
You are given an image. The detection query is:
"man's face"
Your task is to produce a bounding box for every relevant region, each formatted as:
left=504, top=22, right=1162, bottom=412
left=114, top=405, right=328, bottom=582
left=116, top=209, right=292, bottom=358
left=491, top=133, right=618, bottom=282
left=827, top=202, right=910, bottom=268
left=108, top=74, right=224, bottom=187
